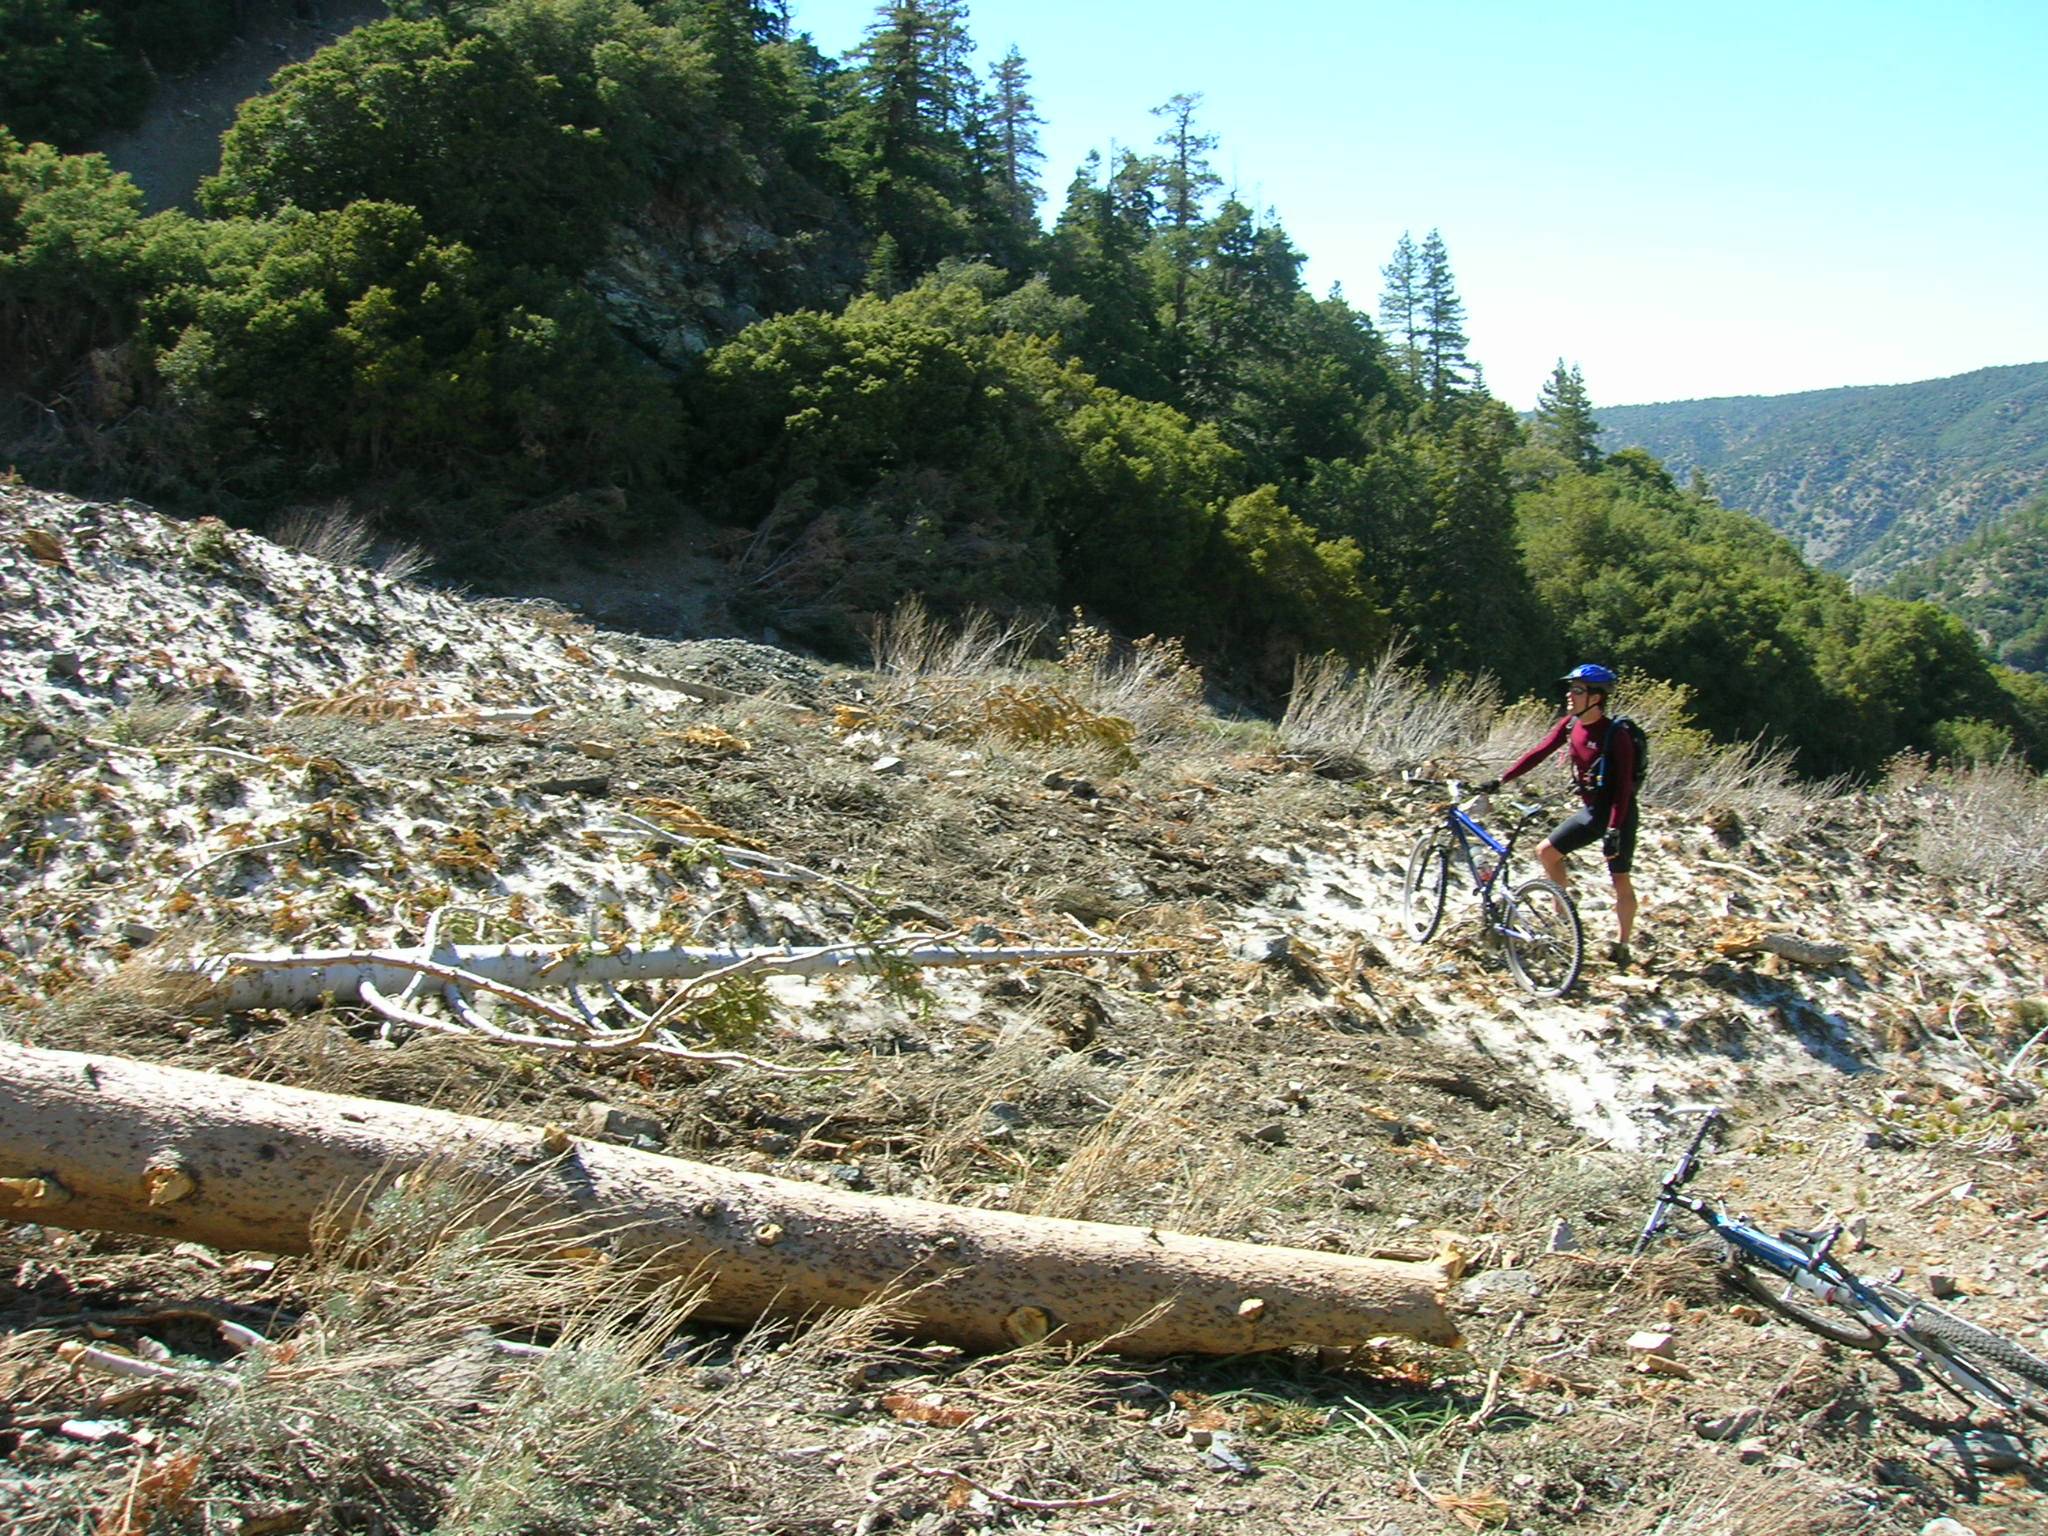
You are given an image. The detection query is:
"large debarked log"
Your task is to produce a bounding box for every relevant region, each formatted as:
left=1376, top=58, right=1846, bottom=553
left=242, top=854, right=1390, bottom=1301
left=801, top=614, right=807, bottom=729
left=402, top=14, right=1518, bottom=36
left=0, top=1043, right=1459, bottom=1358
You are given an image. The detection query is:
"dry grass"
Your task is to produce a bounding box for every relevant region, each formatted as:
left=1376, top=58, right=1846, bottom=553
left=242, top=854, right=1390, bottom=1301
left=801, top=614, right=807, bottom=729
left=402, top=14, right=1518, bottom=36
left=1279, top=647, right=1503, bottom=774
left=1895, top=753, right=2048, bottom=900
left=1607, top=1449, right=1882, bottom=1534
left=862, top=599, right=1208, bottom=769
left=271, top=502, right=432, bottom=582
left=100, top=690, right=209, bottom=746
left=4, top=958, right=216, bottom=1054
left=1022, top=1067, right=1211, bottom=1221
left=23, top=1178, right=726, bottom=1536
left=868, top=595, right=1040, bottom=682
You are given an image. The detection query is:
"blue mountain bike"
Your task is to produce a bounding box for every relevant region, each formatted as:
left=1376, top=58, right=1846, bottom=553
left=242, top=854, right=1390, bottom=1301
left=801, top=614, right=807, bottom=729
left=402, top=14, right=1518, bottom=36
left=1637, top=1108, right=2048, bottom=1424
left=1402, top=780, right=1583, bottom=998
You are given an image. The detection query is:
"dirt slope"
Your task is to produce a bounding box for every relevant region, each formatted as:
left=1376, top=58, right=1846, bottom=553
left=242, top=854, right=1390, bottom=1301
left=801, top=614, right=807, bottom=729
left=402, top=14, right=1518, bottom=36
left=2, top=485, right=2045, bottom=1534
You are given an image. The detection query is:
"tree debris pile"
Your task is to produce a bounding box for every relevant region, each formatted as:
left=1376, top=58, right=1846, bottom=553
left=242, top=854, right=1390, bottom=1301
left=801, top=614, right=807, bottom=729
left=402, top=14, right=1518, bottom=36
left=3, top=485, right=2047, bottom=1534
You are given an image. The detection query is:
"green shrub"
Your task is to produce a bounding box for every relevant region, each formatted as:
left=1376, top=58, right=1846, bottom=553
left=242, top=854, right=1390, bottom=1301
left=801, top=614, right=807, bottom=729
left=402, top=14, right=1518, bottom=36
left=204, top=6, right=716, bottom=273
left=136, top=201, right=677, bottom=496
left=0, top=132, right=163, bottom=392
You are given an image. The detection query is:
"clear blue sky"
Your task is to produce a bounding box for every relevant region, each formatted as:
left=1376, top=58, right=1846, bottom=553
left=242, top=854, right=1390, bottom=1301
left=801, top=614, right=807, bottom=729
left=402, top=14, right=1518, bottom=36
left=788, top=0, right=2048, bottom=410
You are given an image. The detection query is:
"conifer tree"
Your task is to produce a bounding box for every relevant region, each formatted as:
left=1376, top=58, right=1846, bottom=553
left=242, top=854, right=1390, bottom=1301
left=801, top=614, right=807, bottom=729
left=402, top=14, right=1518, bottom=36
left=985, top=46, right=1044, bottom=224
left=1152, top=91, right=1221, bottom=329
left=1534, top=359, right=1601, bottom=470
left=1417, top=228, right=1471, bottom=408
left=1045, top=150, right=1170, bottom=399
left=839, top=0, right=981, bottom=269
left=1378, top=230, right=1422, bottom=387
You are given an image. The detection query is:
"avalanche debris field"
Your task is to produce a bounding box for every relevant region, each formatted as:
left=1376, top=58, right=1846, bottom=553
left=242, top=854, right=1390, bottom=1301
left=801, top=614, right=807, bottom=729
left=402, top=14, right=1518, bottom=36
left=3, top=486, right=2046, bottom=1535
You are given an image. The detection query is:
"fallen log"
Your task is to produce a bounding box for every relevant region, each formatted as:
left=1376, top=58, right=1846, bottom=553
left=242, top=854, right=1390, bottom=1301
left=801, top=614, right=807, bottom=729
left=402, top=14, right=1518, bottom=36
left=0, top=1043, right=1460, bottom=1359
left=176, top=940, right=1144, bottom=1016
left=1712, top=928, right=1853, bottom=968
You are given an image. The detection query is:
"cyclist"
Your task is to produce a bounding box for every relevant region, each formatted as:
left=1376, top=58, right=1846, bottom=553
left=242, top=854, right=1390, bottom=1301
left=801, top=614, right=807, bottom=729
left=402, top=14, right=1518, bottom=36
left=1481, top=663, right=1639, bottom=965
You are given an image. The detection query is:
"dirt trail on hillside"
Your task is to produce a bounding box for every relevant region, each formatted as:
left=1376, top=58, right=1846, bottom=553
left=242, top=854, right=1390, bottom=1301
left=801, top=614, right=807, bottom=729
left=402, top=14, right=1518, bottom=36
left=92, top=1, right=387, bottom=212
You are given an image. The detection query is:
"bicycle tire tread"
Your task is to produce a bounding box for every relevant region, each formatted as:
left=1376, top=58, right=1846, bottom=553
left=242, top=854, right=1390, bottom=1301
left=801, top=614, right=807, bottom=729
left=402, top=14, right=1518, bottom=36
left=1899, top=1301, right=2048, bottom=1411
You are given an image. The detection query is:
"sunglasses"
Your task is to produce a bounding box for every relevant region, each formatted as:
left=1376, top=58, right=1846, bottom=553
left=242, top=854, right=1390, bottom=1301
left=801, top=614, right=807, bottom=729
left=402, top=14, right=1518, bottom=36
left=1564, top=685, right=1590, bottom=695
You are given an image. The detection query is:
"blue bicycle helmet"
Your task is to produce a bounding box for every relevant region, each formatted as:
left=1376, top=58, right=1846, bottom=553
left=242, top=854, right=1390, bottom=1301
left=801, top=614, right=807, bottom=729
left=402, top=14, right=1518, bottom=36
left=1560, top=663, right=1618, bottom=690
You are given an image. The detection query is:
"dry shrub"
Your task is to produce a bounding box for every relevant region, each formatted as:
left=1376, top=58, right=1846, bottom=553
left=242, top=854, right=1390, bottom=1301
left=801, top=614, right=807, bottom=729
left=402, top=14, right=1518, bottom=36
left=271, top=501, right=431, bottom=582
left=1602, top=673, right=1833, bottom=828
left=863, top=600, right=1197, bottom=767
left=978, top=682, right=1137, bottom=766
left=279, top=684, right=432, bottom=721
left=1475, top=672, right=1831, bottom=831
left=1055, top=612, right=1208, bottom=747
left=1279, top=646, right=1502, bottom=773
left=1896, top=753, right=2048, bottom=900
left=868, top=595, right=1039, bottom=681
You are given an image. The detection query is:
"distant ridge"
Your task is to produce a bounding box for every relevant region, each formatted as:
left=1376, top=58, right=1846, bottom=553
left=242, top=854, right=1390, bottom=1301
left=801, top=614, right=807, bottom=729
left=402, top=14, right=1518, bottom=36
left=1594, top=362, right=2048, bottom=586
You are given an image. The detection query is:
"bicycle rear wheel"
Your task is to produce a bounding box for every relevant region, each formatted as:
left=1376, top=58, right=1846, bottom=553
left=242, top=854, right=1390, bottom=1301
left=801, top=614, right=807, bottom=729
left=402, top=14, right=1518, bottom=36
left=1876, top=1284, right=2048, bottom=1421
left=1721, top=1249, right=1887, bottom=1350
left=1498, top=878, right=1582, bottom=997
left=1402, top=831, right=1450, bottom=942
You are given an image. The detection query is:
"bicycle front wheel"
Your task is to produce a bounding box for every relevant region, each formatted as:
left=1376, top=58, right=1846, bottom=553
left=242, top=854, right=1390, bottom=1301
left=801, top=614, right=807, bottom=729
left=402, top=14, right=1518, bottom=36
left=1402, top=831, right=1450, bottom=942
left=1877, top=1285, right=2048, bottom=1420
left=1498, top=878, right=1582, bottom=996
left=1722, top=1250, right=1888, bottom=1350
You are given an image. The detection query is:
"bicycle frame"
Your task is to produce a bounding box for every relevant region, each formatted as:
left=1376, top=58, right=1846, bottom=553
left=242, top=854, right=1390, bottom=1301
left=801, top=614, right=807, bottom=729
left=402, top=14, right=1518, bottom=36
left=1438, top=784, right=1539, bottom=914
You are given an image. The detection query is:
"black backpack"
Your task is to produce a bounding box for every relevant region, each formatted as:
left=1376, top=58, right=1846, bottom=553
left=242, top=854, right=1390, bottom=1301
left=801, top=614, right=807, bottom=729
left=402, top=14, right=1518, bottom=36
left=1602, top=715, right=1648, bottom=787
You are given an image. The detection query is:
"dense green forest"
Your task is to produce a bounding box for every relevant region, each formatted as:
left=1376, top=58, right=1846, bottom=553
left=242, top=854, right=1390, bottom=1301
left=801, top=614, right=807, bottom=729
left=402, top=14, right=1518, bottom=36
left=4, top=0, right=2045, bottom=775
left=1594, top=363, right=2048, bottom=585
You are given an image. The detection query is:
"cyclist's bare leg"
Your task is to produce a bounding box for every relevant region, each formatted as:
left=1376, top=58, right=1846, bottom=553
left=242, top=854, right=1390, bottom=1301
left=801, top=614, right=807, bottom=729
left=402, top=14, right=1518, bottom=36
left=1537, top=839, right=1567, bottom=888
left=1611, top=871, right=1636, bottom=945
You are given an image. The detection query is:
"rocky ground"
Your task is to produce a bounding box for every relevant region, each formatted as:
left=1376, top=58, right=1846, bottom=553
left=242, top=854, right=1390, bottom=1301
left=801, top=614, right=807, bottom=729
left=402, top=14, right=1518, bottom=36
left=2, top=484, right=2045, bottom=1535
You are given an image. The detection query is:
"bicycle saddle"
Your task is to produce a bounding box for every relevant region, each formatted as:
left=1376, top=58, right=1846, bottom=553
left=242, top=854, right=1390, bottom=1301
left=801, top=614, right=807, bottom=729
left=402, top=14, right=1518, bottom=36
left=1778, top=1226, right=1833, bottom=1249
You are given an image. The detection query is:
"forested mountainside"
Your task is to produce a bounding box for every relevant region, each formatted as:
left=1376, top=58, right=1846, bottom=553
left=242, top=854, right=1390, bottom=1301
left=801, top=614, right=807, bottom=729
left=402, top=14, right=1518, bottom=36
left=5, top=0, right=2048, bottom=775
left=1594, top=363, right=2048, bottom=584
left=1890, top=491, right=2048, bottom=673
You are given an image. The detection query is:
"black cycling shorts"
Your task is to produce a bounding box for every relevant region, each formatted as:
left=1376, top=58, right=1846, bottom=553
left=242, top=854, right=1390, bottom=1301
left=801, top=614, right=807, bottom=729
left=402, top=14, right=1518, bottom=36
left=1545, top=806, right=1637, bottom=874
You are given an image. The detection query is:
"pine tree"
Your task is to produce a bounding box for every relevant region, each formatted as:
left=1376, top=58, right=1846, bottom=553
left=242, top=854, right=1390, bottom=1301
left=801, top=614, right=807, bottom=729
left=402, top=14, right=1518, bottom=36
left=689, top=0, right=796, bottom=138
left=1417, top=228, right=1471, bottom=408
left=840, top=0, right=981, bottom=269
left=1152, top=91, right=1221, bottom=330
left=1377, top=231, right=1421, bottom=389
left=1534, top=359, right=1601, bottom=470
left=1151, top=92, right=1221, bottom=234
left=1045, top=150, right=1170, bottom=399
left=985, top=46, right=1043, bottom=225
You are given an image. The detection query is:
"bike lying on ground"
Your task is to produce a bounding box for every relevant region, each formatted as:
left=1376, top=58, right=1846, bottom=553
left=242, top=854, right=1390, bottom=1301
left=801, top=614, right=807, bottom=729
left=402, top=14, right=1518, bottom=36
left=1402, top=778, right=1583, bottom=997
left=1636, top=1107, right=2048, bottom=1425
